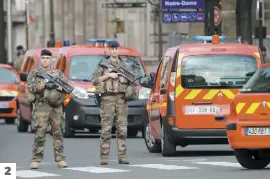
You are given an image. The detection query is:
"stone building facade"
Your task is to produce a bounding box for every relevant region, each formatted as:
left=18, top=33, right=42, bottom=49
left=6, top=0, right=270, bottom=68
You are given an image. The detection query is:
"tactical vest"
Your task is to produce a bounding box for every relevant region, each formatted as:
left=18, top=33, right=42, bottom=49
left=99, top=59, right=129, bottom=94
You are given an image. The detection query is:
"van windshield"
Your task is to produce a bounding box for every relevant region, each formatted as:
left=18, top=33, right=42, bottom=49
left=242, top=67, right=270, bottom=93
left=181, top=55, right=258, bottom=89
left=0, top=68, right=19, bottom=83
left=69, top=55, right=146, bottom=81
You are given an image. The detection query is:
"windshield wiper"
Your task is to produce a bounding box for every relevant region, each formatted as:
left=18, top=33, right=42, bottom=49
left=71, top=79, right=91, bottom=82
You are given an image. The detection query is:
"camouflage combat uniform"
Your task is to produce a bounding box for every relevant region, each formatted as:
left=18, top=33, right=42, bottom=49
left=92, top=57, right=137, bottom=165
left=26, top=68, right=68, bottom=169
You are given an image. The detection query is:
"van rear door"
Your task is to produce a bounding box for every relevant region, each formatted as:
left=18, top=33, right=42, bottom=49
left=235, top=67, right=270, bottom=121
left=175, top=54, right=258, bottom=129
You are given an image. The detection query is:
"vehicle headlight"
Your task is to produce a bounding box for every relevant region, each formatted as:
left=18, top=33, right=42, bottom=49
left=72, top=87, right=89, bottom=99
left=138, top=87, right=151, bottom=100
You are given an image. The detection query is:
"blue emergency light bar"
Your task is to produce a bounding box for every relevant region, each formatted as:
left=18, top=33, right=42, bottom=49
left=192, top=36, right=227, bottom=42
left=86, top=38, right=116, bottom=47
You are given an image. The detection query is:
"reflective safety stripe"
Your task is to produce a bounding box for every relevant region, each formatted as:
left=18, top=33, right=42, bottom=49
left=202, top=90, right=219, bottom=100
left=221, top=90, right=235, bottom=99
left=146, top=102, right=167, bottom=110
left=246, top=103, right=260, bottom=114
left=175, top=85, right=184, bottom=98
left=184, top=90, right=202, bottom=100
left=235, top=102, right=270, bottom=114
left=0, top=90, right=18, bottom=96
left=175, top=87, right=237, bottom=100
left=236, top=103, right=246, bottom=114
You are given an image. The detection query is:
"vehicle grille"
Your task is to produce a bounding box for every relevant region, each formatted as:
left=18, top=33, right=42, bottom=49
left=0, top=108, right=13, bottom=113
left=0, top=96, right=14, bottom=101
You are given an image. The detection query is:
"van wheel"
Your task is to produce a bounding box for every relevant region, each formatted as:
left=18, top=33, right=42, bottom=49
left=235, top=149, right=270, bottom=169
left=16, top=107, right=29, bottom=132
left=5, top=118, right=15, bottom=124
left=63, top=120, right=74, bottom=138
left=144, top=122, right=161, bottom=153
left=161, top=125, right=176, bottom=156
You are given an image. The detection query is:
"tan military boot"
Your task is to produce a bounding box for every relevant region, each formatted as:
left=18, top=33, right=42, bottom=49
left=30, top=162, right=39, bottom=169
left=57, top=161, right=68, bottom=168
left=118, top=157, right=129, bottom=164
left=100, top=158, right=108, bottom=165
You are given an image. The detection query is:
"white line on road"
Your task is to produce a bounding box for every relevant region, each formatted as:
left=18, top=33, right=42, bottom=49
left=66, top=166, right=130, bottom=173
left=192, top=161, right=242, bottom=167
left=183, top=159, right=208, bottom=162
left=16, top=170, right=60, bottom=178
left=130, top=164, right=199, bottom=170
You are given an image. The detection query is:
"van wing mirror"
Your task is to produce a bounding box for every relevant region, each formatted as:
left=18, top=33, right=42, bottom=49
left=20, top=72, right=29, bottom=82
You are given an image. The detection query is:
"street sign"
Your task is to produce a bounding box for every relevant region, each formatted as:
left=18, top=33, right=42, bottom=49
left=162, top=0, right=205, bottom=9
left=162, top=12, right=205, bottom=23
left=102, top=2, right=147, bottom=8
left=214, top=6, right=222, bottom=25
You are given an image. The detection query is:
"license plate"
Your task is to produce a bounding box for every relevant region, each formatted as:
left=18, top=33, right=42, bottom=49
left=246, top=127, right=270, bottom=136
left=0, top=103, right=8, bottom=109
left=184, top=105, right=230, bottom=115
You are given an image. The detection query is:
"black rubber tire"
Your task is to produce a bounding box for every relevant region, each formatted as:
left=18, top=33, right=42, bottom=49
left=235, top=149, right=270, bottom=169
left=161, top=125, right=176, bottom=156
left=63, top=120, right=75, bottom=138
left=127, top=128, right=139, bottom=137
left=5, top=118, right=15, bottom=124
left=16, top=107, right=29, bottom=132
left=143, top=122, right=161, bottom=153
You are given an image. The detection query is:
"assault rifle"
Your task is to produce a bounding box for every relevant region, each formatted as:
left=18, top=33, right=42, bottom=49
left=36, top=70, right=89, bottom=99
left=36, top=70, right=74, bottom=94
left=98, top=58, right=138, bottom=84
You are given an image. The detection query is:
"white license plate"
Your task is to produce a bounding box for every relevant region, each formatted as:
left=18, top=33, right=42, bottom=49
left=246, top=128, right=270, bottom=136
left=0, top=103, right=9, bottom=109
left=184, top=105, right=230, bottom=115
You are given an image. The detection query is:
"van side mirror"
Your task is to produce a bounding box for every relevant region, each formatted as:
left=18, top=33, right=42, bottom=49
left=150, top=72, right=156, bottom=82
left=20, top=72, right=29, bottom=82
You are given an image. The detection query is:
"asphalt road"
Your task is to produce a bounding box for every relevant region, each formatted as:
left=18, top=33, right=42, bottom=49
left=0, top=120, right=269, bottom=179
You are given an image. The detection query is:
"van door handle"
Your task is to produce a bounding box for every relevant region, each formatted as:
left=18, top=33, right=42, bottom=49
left=192, top=102, right=212, bottom=105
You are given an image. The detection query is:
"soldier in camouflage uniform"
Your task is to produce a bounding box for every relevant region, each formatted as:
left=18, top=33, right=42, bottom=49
left=26, top=49, right=68, bottom=169
left=92, top=41, right=137, bottom=165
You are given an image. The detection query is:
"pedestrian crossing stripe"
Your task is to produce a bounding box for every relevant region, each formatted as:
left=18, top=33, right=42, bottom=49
left=130, top=164, right=199, bottom=170
left=16, top=170, right=60, bottom=178
left=16, top=161, right=248, bottom=178
left=192, top=161, right=242, bottom=167
left=66, top=166, right=130, bottom=173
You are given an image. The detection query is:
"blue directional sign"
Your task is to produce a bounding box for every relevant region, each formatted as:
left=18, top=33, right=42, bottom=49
left=162, top=12, right=205, bottom=23
left=162, top=0, right=205, bottom=9
left=163, top=13, right=172, bottom=22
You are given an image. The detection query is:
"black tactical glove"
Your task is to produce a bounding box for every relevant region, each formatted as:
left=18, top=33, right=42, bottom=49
left=45, top=81, right=58, bottom=90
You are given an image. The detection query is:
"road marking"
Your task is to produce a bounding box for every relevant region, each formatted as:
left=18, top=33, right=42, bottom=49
left=192, top=161, right=242, bottom=167
left=16, top=170, right=60, bottom=178
left=183, top=159, right=208, bottom=162
left=66, top=166, right=130, bottom=173
left=130, top=164, right=199, bottom=170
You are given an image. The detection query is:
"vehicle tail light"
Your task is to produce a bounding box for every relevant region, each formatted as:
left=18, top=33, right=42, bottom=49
left=168, top=72, right=176, bottom=101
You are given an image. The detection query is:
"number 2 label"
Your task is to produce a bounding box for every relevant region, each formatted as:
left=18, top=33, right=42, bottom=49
left=5, top=167, right=11, bottom=175
left=0, top=163, right=16, bottom=180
